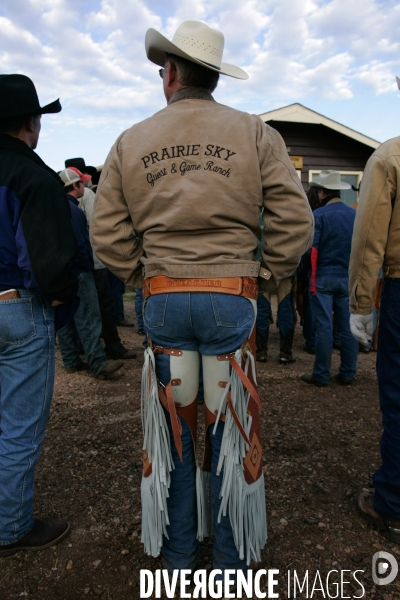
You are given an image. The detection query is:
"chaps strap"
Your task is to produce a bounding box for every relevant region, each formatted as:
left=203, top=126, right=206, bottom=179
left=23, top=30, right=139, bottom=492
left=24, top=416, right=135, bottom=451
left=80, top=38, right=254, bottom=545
left=158, top=382, right=183, bottom=461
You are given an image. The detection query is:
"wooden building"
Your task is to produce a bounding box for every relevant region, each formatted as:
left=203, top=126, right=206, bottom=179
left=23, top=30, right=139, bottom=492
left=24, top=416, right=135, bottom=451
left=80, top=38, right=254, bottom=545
left=260, top=103, right=380, bottom=206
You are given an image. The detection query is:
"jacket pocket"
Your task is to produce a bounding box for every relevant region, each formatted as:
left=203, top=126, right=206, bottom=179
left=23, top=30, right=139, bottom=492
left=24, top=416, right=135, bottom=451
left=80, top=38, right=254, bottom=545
left=143, top=294, right=168, bottom=328
left=210, top=294, right=253, bottom=327
left=0, top=299, right=36, bottom=345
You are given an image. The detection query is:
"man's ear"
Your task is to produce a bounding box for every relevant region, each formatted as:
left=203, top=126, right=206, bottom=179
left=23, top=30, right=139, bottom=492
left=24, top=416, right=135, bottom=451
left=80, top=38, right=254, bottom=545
left=166, top=61, right=178, bottom=86
left=25, top=116, right=35, bottom=133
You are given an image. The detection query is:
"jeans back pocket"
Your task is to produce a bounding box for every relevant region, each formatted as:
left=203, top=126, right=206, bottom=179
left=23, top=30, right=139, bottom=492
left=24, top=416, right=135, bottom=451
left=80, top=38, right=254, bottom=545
left=210, top=293, right=253, bottom=327
left=0, top=299, right=36, bottom=345
left=143, top=294, right=169, bottom=328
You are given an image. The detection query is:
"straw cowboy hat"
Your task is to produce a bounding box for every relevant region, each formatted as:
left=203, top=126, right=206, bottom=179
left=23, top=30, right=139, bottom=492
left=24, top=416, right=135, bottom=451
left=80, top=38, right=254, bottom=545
left=0, top=74, right=61, bottom=119
left=309, top=170, right=351, bottom=190
left=145, top=20, right=248, bottom=80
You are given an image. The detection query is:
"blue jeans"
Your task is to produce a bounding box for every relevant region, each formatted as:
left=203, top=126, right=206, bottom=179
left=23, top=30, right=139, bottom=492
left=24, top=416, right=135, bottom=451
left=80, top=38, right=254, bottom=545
left=0, top=291, right=55, bottom=544
left=256, top=294, right=272, bottom=336
left=257, top=293, right=294, bottom=356
left=302, top=286, right=316, bottom=349
left=256, top=293, right=294, bottom=338
left=277, top=293, right=295, bottom=339
left=134, top=289, right=144, bottom=331
left=144, top=292, right=255, bottom=574
left=373, top=278, right=400, bottom=521
left=311, top=276, right=358, bottom=384
left=107, top=270, right=125, bottom=322
left=57, top=271, right=107, bottom=376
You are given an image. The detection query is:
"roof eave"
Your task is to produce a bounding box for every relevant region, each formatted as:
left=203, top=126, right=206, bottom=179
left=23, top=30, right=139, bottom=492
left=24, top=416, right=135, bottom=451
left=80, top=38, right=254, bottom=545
left=259, top=103, right=380, bottom=150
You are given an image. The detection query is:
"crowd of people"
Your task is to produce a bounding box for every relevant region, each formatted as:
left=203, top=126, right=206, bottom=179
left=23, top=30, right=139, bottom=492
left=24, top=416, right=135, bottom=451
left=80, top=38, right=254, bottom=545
left=255, top=170, right=364, bottom=389
left=0, top=19, right=399, bottom=598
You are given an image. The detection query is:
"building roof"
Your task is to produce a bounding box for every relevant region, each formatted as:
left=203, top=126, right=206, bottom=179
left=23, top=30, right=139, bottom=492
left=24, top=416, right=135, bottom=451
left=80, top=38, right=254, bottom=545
left=259, top=103, right=380, bottom=150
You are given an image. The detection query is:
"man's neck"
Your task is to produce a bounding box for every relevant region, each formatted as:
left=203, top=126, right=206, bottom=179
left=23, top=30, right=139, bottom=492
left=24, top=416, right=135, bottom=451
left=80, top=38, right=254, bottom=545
left=67, top=192, right=80, bottom=201
left=168, top=86, right=215, bottom=105
left=16, top=131, right=34, bottom=148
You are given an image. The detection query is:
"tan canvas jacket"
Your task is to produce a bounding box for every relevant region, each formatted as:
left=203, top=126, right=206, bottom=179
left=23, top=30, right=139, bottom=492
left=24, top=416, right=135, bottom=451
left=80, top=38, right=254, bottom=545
left=91, top=88, right=313, bottom=291
left=349, top=136, right=400, bottom=314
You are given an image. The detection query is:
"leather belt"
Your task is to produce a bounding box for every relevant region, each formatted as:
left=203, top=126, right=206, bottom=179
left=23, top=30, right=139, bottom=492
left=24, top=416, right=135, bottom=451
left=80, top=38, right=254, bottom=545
left=0, top=290, right=20, bottom=301
left=143, top=275, right=258, bottom=300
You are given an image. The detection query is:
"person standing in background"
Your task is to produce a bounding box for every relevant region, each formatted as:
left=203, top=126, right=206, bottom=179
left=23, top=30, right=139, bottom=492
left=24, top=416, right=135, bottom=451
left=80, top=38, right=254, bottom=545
left=301, top=170, right=358, bottom=387
left=349, top=80, right=400, bottom=544
left=0, top=75, right=78, bottom=557
left=57, top=167, right=124, bottom=380
left=64, top=159, right=136, bottom=359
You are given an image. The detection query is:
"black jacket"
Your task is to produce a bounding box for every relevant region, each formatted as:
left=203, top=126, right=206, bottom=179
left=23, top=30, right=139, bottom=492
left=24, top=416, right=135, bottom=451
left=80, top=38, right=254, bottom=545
left=0, top=134, right=78, bottom=302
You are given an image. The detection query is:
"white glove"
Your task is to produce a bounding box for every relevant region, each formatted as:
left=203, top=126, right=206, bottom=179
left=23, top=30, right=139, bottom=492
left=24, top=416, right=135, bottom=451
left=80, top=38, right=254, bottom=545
left=349, top=313, right=374, bottom=346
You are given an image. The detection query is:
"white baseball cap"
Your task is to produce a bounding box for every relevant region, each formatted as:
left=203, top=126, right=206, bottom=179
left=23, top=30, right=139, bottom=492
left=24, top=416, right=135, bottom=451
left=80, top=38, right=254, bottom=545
left=59, top=167, right=91, bottom=187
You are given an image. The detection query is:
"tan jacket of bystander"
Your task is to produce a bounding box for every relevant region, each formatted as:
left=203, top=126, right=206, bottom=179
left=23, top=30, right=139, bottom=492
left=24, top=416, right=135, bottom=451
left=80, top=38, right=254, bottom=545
left=349, top=136, right=400, bottom=314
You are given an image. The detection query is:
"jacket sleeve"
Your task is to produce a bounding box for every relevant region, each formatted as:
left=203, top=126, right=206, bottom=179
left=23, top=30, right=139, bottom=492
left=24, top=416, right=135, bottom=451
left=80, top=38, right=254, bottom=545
left=257, top=121, right=314, bottom=292
left=91, top=133, right=144, bottom=287
left=20, top=176, right=78, bottom=302
left=69, top=205, right=95, bottom=273
left=349, top=153, right=393, bottom=314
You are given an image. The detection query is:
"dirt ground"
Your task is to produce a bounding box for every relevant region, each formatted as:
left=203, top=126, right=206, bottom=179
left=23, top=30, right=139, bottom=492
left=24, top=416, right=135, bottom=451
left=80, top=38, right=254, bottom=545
left=1, top=297, right=399, bottom=600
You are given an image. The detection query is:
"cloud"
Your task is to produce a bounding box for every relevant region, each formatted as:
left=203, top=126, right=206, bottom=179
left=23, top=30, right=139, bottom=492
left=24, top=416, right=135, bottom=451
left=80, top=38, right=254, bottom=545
left=1, top=0, right=399, bottom=168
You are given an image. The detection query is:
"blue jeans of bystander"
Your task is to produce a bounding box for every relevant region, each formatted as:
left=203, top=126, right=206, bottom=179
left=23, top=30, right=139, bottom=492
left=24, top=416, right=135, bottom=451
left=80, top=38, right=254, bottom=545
left=311, top=276, right=358, bottom=384
left=0, top=291, right=55, bottom=544
left=373, top=278, right=400, bottom=521
left=107, top=270, right=125, bottom=322
left=256, top=294, right=272, bottom=336
left=302, top=285, right=316, bottom=350
left=57, top=271, right=107, bottom=376
left=134, top=288, right=144, bottom=331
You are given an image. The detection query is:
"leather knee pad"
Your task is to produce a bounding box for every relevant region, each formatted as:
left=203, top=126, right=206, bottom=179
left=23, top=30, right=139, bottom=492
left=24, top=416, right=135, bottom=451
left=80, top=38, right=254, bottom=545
left=202, top=355, right=230, bottom=416
left=169, top=350, right=200, bottom=407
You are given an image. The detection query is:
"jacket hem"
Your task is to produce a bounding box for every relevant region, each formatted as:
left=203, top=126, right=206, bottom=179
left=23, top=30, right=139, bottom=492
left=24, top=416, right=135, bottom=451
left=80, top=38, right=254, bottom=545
left=142, top=262, right=262, bottom=279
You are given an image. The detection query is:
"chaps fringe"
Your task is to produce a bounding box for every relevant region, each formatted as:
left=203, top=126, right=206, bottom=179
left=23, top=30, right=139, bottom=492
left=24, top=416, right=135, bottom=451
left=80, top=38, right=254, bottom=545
left=140, top=348, right=174, bottom=557
left=214, top=349, right=267, bottom=564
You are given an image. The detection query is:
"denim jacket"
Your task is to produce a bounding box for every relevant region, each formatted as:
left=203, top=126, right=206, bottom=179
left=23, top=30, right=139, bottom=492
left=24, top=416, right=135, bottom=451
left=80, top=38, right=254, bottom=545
left=312, top=198, right=356, bottom=278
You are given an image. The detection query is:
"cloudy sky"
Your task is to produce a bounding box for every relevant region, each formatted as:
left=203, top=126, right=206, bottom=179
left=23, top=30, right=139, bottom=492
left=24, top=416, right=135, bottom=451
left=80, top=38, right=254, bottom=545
left=1, top=0, right=399, bottom=170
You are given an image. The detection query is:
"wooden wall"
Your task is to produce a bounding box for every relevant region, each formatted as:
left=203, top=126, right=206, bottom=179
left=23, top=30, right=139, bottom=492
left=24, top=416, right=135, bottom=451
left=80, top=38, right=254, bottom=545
left=267, top=121, right=375, bottom=190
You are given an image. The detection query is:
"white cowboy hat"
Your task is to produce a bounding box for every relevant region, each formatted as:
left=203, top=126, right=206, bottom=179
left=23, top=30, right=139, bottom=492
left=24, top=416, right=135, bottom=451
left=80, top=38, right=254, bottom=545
left=145, top=20, right=248, bottom=80
left=309, top=170, right=351, bottom=190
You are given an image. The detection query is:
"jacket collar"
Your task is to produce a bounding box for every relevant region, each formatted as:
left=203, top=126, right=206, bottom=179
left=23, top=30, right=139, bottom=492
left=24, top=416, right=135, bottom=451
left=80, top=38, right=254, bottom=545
left=0, top=133, right=63, bottom=186
left=319, top=194, right=341, bottom=207
left=326, top=197, right=343, bottom=205
left=168, top=86, right=215, bottom=105
left=66, top=193, right=79, bottom=206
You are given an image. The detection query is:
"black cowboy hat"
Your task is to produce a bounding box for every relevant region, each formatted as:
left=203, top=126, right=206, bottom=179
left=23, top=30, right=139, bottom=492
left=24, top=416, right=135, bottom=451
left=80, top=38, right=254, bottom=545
left=0, top=74, right=61, bottom=118
left=65, top=157, right=98, bottom=179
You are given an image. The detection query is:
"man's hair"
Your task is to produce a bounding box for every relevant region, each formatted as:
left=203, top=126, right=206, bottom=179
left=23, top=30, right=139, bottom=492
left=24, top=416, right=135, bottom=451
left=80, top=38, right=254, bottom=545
left=0, top=114, right=39, bottom=136
left=166, top=53, right=219, bottom=93
left=306, top=186, right=320, bottom=211
left=64, top=182, right=78, bottom=194
left=325, top=189, right=341, bottom=197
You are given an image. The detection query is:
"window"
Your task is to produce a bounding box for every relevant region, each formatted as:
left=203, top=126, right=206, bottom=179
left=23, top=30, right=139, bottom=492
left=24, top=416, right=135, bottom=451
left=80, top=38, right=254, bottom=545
left=309, top=171, right=363, bottom=207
